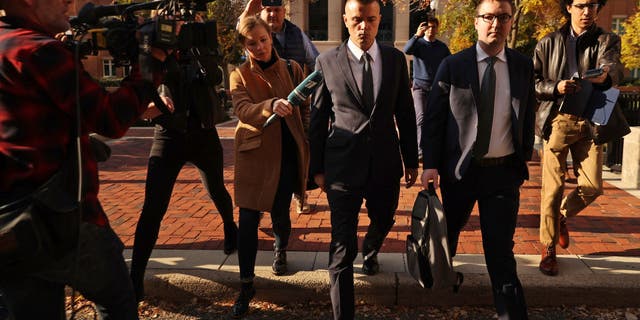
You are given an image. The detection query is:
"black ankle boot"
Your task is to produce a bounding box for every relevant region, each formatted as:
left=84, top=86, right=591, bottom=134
left=223, top=222, right=238, bottom=255
left=231, top=282, right=255, bottom=318
left=272, top=249, right=287, bottom=276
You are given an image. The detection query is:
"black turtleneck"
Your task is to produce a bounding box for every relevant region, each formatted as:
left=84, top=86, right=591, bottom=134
left=255, top=50, right=278, bottom=71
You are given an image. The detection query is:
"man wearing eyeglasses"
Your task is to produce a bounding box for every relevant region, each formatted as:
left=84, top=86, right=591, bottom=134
left=534, top=0, right=623, bottom=277
left=421, top=0, right=534, bottom=318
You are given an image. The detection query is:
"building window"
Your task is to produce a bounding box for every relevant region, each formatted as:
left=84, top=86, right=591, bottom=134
left=308, top=0, right=328, bottom=40
left=377, top=2, right=394, bottom=44
left=611, top=16, right=626, bottom=35
left=103, top=59, right=116, bottom=77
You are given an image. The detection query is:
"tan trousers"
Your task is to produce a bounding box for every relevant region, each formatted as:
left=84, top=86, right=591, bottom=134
left=540, top=113, right=603, bottom=247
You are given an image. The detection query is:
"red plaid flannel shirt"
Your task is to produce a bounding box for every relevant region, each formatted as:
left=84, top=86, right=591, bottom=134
left=0, top=16, right=152, bottom=226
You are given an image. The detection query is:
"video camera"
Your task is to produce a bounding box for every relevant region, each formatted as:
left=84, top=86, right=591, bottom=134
left=68, top=0, right=218, bottom=66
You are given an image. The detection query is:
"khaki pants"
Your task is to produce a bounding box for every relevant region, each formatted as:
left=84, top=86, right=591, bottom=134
left=540, top=113, right=603, bottom=247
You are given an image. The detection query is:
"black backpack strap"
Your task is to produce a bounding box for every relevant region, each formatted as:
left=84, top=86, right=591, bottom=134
left=286, top=59, right=294, bottom=83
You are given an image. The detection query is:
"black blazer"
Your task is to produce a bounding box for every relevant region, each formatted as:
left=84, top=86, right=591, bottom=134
left=422, top=45, right=536, bottom=184
left=309, top=41, right=418, bottom=188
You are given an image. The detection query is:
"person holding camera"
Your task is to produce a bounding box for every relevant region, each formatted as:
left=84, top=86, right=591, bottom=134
left=0, top=0, right=159, bottom=318
left=239, top=0, right=319, bottom=215
left=128, top=14, right=238, bottom=303
left=229, top=16, right=309, bottom=318
left=534, top=0, right=623, bottom=276
left=403, top=16, right=450, bottom=160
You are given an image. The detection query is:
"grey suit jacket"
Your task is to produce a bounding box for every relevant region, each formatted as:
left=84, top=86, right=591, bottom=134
left=422, top=45, right=536, bottom=184
left=309, top=41, right=418, bottom=188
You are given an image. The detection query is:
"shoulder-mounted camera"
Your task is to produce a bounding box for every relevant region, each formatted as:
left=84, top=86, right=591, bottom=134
left=68, top=0, right=218, bottom=66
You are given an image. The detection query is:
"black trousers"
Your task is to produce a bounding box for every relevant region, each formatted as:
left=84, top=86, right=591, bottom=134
left=441, top=161, right=528, bottom=320
left=130, top=126, right=234, bottom=300
left=326, top=178, right=400, bottom=320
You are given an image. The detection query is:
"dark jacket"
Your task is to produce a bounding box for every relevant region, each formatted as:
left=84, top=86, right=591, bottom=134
left=273, top=20, right=306, bottom=69
left=422, top=45, right=535, bottom=183
left=533, top=23, right=623, bottom=139
left=153, top=48, right=223, bottom=132
left=309, top=41, right=418, bottom=188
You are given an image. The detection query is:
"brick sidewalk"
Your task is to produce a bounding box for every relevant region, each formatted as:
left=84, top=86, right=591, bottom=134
left=99, top=121, right=640, bottom=256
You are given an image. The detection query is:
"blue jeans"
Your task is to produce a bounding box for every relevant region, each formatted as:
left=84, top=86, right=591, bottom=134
left=0, top=222, right=138, bottom=320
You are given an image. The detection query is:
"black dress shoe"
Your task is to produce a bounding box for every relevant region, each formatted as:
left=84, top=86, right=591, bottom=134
left=231, top=283, right=255, bottom=318
left=362, top=256, right=380, bottom=275
left=223, top=223, right=238, bottom=255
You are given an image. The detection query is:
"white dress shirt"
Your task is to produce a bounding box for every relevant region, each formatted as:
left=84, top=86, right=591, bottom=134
left=476, top=43, right=514, bottom=158
left=347, top=39, right=382, bottom=107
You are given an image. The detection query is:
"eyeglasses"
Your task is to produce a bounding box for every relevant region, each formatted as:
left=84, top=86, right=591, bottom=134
left=571, top=3, right=600, bottom=11
left=476, top=14, right=512, bottom=24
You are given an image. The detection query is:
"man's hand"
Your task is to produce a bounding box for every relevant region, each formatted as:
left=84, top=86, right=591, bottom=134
left=141, top=95, right=175, bottom=120
left=556, top=79, right=582, bottom=95
left=240, top=0, right=263, bottom=21
left=421, top=168, right=439, bottom=189
left=313, top=174, right=325, bottom=192
left=405, top=168, right=418, bottom=188
left=415, top=22, right=427, bottom=38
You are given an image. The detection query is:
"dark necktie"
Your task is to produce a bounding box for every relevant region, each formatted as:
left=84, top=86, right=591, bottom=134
left=362, top=52, right=374, bottom=113
left=474, top=56, right=497, bottom=158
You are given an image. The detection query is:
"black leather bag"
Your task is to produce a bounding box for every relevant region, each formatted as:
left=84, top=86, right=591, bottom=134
left=590, top=103, right=631, bottom=145
left=0, top=164, right=81, bottom=274
left=406, top=184, right=463, bottom=291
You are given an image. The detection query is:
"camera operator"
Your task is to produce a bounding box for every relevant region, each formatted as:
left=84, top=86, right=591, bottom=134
left=129, top=12, right=238, bottom=303
left=0, top=0, right=160, bottom=318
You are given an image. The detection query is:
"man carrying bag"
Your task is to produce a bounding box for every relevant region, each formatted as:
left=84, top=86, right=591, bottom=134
left=406, top=183, right=463, bottom=291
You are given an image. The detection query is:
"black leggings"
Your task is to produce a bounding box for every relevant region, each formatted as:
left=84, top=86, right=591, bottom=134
left=130, top=126, right=234, bottom=297
left=237, top=154, right=297, bottom=281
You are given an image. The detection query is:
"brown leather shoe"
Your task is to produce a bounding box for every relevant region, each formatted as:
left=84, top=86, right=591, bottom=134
left=539, top=246, right=558, bottom=276
left=558, top=216, right=570, bottom=249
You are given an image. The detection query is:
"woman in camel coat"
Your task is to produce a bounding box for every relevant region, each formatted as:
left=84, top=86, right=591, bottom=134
left=228, top=16, right=309, bottom=318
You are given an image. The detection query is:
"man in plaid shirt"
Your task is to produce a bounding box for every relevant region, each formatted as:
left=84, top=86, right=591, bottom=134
left=0, top=0, right=157, bottom=318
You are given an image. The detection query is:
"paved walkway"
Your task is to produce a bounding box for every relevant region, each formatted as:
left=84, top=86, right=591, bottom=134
left=100, top=119, right=640, bottom=257
left=95, top=120, right=640, bottom=307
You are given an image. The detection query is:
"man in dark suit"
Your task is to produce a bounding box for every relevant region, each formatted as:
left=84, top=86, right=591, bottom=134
left=421, top=0, right=534, bottom=318
left=309, top=0, right=418, bottom=318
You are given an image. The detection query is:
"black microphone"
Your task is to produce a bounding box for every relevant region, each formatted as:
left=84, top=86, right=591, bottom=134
left=264, top=70, right=323, bottom=128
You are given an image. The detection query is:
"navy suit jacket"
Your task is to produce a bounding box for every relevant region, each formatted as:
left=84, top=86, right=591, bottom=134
left=421, top=45, right=536, bottom=183
left=309, top=41, right=418, bottom=188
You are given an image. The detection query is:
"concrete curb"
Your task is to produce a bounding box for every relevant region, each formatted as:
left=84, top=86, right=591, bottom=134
left=129, top=250, right=640, bottom=307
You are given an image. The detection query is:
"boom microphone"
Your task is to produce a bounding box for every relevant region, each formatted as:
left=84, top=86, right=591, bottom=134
left=74, top=2, right=136, bottom=25
left=263, top=70, right=323, bottom=128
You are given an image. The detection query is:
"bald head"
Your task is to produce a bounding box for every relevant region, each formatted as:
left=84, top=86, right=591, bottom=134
left=2, top=0, right=72, bottom=36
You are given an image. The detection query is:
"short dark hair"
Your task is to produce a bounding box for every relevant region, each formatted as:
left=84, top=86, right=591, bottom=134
left=474, top=0, right=515, bottom=15
left=560, top=0, right=607, bottom=18
left=426, top=16, right=439, bottom=26
left=345, top=0, right=380, bottom=7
